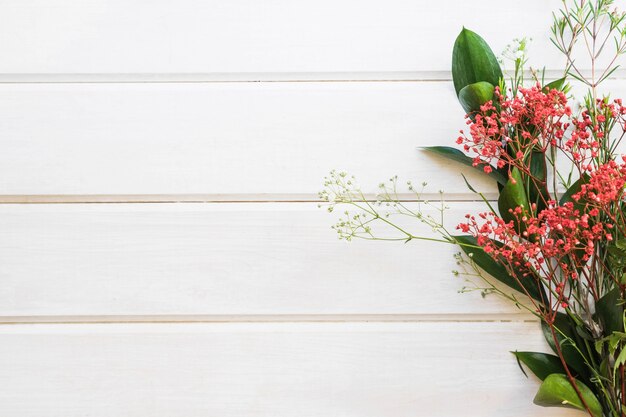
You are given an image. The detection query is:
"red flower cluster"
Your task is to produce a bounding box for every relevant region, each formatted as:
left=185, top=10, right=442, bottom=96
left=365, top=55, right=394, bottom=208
left=564, top=99, right=626, bottom=168
left=453, top=82, right=626, bottom=310
left=574, top=159, right=626, bottom=205
left=457, top=85, right=626, bottom=175
left=456, top=84, right=571, bottom=174
left=458, top=201, right=610, bottom=273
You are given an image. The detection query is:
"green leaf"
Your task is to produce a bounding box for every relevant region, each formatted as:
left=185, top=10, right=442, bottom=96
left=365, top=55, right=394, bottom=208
left=542, top=313, right=589, bottom=380
left=615, top=347, right=626, bottom=375
left=458, top=81, right=494, bottom=114
left=421, top=146, right=507, bottom=185
left=595, top=332, right=626, bottom=355
left=498, top=168, right=529, bottom=229
left=559, top=175, right=592, bottom=268
left=527, top=151, right=550, bottom=213
left=543, top=77, right=568, bottom=92
left=512, top=351, right=566, bottom=380
left=560, top=175, right=589, bottom=207
left=452, top=28, right=503, bottom=96
left=596, top=287, right=624, bottom=336
left=575, top=324, right=594, bottom=342
left=533, top=374, right=603, bottom=417
left=453, top=235, right=545, bottom=303
left=610, top=333, right=626, bottom=352
left=600, top=356, right=611, bottom=379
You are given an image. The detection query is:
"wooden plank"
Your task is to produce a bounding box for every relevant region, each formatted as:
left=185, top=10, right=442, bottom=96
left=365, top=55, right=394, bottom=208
left=3, top=80, right=624, bottom=199
left=0, top=0, right=565, bottom=77
left=0, top=322, right=576, bottom=417
left=0, top=202, right=533, bottom=318
left=0, top=81, right=494, bottom=197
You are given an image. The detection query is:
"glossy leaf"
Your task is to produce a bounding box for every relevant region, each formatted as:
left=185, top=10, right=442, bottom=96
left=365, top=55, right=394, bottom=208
left=453, top=235, right=545, bottom=303
left=498, top=168, right=529, bottom=229
left=533, top=374, right=602, bottom=417
left=596, top=287, right=624, bottom=336
left=542, top=313, right=589, bottom=380
left=458, top=81, right=494, bottom=114
left=513, top=351, right=566, bottom=380
left=421, top=146, right=507, bottom=185
left=452, top=28, right=503, bottom=96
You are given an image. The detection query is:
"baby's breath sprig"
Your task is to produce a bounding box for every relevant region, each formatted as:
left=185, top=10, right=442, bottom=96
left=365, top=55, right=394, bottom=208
left=319, top=170, right=535, bottom=310
left=453, top=252, right=540, bottom=316
left=320, top=170, right=456, bottom=244
left=500, top=37, right=532, bottom=94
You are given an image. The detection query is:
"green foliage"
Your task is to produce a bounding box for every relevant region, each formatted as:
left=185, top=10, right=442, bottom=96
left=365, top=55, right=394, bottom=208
left=458, top=81, right=495, bottom=114
left=607, top=240, right=626, bottom=286
left=551, top=0, right=626, bottom=88
left=614, top=343, right=626, bottom=376
left=513, top=351, right=566, bottom=380
left=421, top=146, right=507, bottom=185
left=533, top=374, right=603, bottom=417
left=560, top=175, right=589, bottom=207
left=452, top=28, right=503, bottom=96
left=527, top=151, right=550, bottom=213
left=497, top=168, right=529, bottom=230
left=542, top=313, right=590, bottom=381
left=596, top=287, right=624, bottom=336
left=454, top=235, right=545, bottom=303
left=595, top=332, right=626, bottom=356
left=543, top=77, right=569, bottom=93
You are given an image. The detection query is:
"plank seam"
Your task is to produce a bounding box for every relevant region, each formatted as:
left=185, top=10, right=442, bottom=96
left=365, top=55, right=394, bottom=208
left=0, top=194, right=497, bottom=204
left=0, top=314, right=538, bottom=324
left=0, top=69, right=623, bottom=83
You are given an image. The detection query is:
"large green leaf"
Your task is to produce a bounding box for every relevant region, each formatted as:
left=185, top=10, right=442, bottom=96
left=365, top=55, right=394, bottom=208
left=452, top=28, right=503, bottom=96
left=513, top=351, right=566, bottom=380
left=454, top=235, right=545, bottom=303
left=498, top=168, right=529, bottom=229
left=542, top=313, right=589, bottom=380
left=421, top=146, right=507, bottom=185
left=596, top=287, right=624, bottom=336
left=458, top=81, right=494, bottom=114
left=533, top=374, right=603, bottom=417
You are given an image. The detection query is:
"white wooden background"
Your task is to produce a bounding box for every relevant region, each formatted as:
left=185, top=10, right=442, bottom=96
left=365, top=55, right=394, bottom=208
left=0, top=1, right=593, bottom=415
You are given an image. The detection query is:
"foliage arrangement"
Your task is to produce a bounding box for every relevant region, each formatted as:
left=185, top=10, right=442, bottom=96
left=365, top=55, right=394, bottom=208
left=320, top=1, right=626, bottom=415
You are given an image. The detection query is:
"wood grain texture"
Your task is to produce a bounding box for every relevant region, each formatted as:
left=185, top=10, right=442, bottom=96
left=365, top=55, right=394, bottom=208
left=0, top=0, right=564, bottom=76
left=0, top=81, right=492, bottom=197
left=3, top=80, right=625, bottom=199
left=0, top=202, right=537, bottom=319
left=0, top=321, right=577, bottom=417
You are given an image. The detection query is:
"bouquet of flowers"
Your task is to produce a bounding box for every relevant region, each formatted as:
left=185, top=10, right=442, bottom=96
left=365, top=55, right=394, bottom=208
left=320, top=1, right=626, bottom=415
